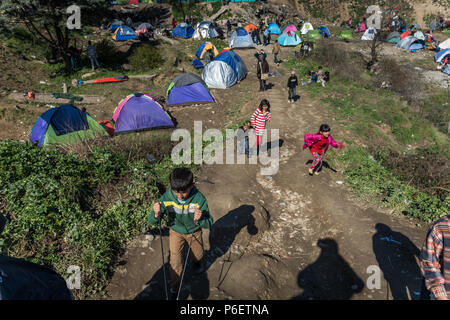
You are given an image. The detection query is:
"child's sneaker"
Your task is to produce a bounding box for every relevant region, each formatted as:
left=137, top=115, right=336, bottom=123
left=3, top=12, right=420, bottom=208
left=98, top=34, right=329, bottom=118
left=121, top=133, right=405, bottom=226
left=308, top=168, right=313, bottom=176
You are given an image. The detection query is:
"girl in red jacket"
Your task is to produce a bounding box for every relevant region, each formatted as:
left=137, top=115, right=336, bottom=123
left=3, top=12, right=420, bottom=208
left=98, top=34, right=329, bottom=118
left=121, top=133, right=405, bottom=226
left=303, top=124, right=343, bottom=176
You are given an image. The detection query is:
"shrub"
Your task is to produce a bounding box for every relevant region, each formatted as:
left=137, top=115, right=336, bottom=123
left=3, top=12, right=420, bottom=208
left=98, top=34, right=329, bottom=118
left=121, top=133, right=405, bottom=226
left=128, top=43, right=163, bottom=72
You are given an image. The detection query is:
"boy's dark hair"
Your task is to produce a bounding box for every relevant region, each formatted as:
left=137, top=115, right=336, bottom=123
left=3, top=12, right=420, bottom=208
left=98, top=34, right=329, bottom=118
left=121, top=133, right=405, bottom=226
left=88, top=40, right=92, bottom=45
left=319, top=124, right=331, bottom=133
left=258, top=99, right=271, bottom=111
left=170, top=167, right=194, bottom=191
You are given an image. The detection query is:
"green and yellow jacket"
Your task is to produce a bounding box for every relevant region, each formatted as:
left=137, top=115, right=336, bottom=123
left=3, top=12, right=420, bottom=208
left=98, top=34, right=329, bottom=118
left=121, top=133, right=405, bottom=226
left=148, top=187, right=213, bottom=234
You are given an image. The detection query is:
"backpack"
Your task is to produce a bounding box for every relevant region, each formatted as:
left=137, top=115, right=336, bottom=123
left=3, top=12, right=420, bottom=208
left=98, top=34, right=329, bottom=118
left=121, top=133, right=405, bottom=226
left=324, top=71, right=330, bottom=82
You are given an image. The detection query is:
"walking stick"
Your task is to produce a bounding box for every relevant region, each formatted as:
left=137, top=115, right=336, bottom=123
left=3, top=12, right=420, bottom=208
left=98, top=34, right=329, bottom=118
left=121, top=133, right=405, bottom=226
left=177, top=221, right=198, bottom=300
left=159, top=216, right=169, bottom=300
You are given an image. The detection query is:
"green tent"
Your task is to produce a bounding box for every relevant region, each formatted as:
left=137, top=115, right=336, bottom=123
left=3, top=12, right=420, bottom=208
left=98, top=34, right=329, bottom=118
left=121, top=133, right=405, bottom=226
left=338, top=30, right=354, bottom=40
left=305, top=29, right=322, bottom=40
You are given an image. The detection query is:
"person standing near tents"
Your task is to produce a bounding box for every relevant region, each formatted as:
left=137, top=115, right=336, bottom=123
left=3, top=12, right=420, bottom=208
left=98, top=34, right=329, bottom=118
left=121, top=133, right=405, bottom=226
left=256, top=53, right=270, bottom=91
left=251, top=99, right=271, bottom=149
left=87, top=41, right=99, bottom=70
left=255, top=27, right=262, bottom=45
left=172, top=18, right=177, bottom=29
left=272, top=41, right=281, bottom=65
left=263, top=28, right=269, bottom=46
left=148, top=167, right=213, bottom=300
left=287, top=71, right=298, bottom=103
left=420, top=214, right=450, bottom=300
left=226, top=20, right=232, bottom=37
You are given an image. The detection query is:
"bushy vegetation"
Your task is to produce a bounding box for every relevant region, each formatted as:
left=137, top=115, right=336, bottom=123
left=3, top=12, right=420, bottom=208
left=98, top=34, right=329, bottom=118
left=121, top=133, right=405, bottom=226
left=128, top=43, right=164, bottom=72
left=0, top=136, right=193, bottom=299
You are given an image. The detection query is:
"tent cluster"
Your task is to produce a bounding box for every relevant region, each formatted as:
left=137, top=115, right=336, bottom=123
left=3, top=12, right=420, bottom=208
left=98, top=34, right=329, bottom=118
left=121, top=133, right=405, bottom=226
left=109, top=19, right=155, bottom=41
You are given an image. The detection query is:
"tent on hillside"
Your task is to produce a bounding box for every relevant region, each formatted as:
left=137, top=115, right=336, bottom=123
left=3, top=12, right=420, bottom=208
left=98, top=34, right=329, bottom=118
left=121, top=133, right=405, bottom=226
left=196, top=41, right=219, bottom=61
left=109, top=20, right=124, bottom=32
left=396, top=36, right=424, bottom=51
left=443, top=65, right=450, bottom=75
left=244, top=24, right=258, bottom=34
left=338, top=30, right=354, bottom=40
left=112, top=25, right=138, bottom=41
left=414, top=31, right=425, bottom=41
left=166, top=73, right=214, bottom=107
left=229, top=27, right=254, bottom=49
left=277, top=31, right=301, bottom=46
left=282, top=24, right=297, bottom=34
left=400, top=30, right=411, bottom=39
left=113, top=94, right=174, bottom=134
left=135, top=22, right=154, bottom=32
left=434, top=48, right=450, bottom=63
left=438, top=38, right=450, bottom=50
left=0, top=255, right=74, bottom=300
left=129, top=0, right=139, bottom=4
left=201, top=50, right=247, bottom=89
left=193, top=21, right=222, bottom=40
left=305, top=29, right=322, bottom=40
left=30, top=105, right=108, bottom=147
left=300, top=22, right=314, bottom=35
left=361, top=28, right=376, bottom=40
left=386, top=31, right=401, bottom=44
left=318, top=26, right=331, bottom=38
left=267, top=22, right=281, bottom=35
left=172, top=23, right=195, bottom=38
left=429, top=21, right=439, bottom=32
left=412, top=23, right=421, bottom=31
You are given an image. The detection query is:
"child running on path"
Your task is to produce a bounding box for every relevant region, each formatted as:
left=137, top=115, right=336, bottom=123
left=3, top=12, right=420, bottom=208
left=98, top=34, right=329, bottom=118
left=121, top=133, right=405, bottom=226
left=251, top=99, right=271, bottom=149
left=303, top=124, right=343, bottom=175
left=148, top=167, right=213, bottom=299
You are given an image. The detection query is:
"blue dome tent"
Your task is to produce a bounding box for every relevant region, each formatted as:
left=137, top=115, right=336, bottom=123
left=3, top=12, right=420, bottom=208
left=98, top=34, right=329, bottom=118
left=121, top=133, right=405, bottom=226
left=172, top=23, right=195, bottom=38
left=277, top=31, right=302, bottom=46
left=228, top=27, right=254, bottom=49
left=201, top=50, right=248, bottom=89
left=267, top=22, right=281, bottom=35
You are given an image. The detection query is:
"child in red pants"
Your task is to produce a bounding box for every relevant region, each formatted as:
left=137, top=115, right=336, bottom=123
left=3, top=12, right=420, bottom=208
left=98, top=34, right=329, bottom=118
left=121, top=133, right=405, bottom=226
left=303, top=124, right=343, bottom=175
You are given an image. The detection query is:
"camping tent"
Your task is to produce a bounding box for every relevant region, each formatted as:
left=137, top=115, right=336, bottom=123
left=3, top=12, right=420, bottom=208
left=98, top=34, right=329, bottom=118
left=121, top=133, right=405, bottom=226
left=172, top=23, right=195, bottom=38
left=434, top=48, right=450, bottom=63
left=244, top=24, right=258, bottom=34
left=267, top=22, right=281, bottom=35
left=338, top=30, right=354, bottom=40
left=318, top=26, right=331, bottom=38
left=30, top=104, right=108, bottom=147
left=300, top=22, right=314, bottom=35
left=110, top=20, right=124, bottom=32
left=412, top=23, right=421, bottom=31
left=277, top=31, right=301, bottom=46
left=201, top=50, right=248, bottom=89
left=193, top=21, right=221, bottom=40
left=429, top=21, right=439, bottom=32
left=112, top=25, right=138, bottom=41
left=438, top=38, right=450, bottom=50
left=167, top=73, right=214, bottom=107
left=400, top=30, right=411, bottom=39
left=414, top=31, right=425, bottom=41
left=196, top=42, right=219, bottom=60
left=136, top=22, right=154, bottom=32
left=305, top=29, right=322, bottom=40
left=396, top=36, right=424, bottom=50
left=443, top=65, right=450, bottom=75
left=229, top=27, right=254, bottom=49
left=282, top=24, right=297, bottom=34
left=361, top=28, right=376, bottom=40
left=0, top=255, right=74, bottom=300
left=113, top=94, right=174, bottom=134
left=386, top=31, right=401, bottom=43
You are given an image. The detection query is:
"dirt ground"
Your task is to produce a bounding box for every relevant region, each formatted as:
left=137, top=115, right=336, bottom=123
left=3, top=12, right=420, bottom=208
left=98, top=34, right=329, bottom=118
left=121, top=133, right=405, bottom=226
left=104, top=41, right=434, bottom=301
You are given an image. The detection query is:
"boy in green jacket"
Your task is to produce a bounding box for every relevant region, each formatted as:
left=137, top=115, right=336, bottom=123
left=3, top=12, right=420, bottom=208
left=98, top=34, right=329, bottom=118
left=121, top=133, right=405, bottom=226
left=148, top=167, right=213, bottom=299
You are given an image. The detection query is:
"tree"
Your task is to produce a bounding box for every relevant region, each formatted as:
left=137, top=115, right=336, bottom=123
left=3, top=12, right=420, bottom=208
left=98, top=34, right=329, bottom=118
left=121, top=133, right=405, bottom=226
left=0, top=0, right=108, bottom=71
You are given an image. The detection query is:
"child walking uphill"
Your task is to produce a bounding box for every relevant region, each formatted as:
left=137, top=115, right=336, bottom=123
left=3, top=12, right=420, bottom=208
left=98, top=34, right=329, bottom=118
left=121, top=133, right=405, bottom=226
left=251, top=99, right=271, bottom=150
left=303, top=124, right=343, bottom=176
left=148, top=167, right=213, bottom=300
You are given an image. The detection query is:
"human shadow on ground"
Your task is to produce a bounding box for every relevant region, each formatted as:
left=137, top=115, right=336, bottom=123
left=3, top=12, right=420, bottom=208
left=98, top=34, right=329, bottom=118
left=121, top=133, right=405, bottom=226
left=304, top=160, right=337, bottom=173
left=261, top=138, right=284, bottom=152
left=372, top=223, right=429, bottom=300
left=135, top=205, right=258, bottom=300
left=291, top=238, right=364, bottom=300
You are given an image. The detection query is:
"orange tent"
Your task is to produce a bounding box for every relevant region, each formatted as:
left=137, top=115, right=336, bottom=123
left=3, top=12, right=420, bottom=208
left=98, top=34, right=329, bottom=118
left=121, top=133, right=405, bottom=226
left=400, top=30, right=411, bottom=39
left=244, top=24, right=258, bottom=33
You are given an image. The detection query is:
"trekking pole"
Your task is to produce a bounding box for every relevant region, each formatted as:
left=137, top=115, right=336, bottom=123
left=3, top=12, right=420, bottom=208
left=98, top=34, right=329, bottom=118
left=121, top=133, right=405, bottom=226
left=177, top=221, right=198, bottom=300
left=158, top=216, right=169, bottom=300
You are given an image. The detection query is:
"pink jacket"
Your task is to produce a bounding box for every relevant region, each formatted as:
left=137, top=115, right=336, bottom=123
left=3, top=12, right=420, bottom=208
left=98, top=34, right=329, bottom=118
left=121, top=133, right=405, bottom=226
left=302, top=134, right=343, bottom=154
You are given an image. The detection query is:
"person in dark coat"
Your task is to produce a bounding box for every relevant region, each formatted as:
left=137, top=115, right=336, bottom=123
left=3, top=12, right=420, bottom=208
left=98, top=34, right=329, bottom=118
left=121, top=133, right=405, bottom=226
left=257, top=55, right=270, bottom=91
left=287, top=71, right=298, bottom=103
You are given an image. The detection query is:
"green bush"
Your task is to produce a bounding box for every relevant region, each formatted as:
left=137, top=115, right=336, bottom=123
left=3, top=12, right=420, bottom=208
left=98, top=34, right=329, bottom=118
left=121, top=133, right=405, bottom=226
left=128, top=44, right=163, bottom=72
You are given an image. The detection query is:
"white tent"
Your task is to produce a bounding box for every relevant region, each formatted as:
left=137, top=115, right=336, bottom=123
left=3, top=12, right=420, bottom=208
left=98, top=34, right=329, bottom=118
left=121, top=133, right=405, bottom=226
left=438, top=38, right=450, bottom=50
left=300, top=22, right=314, bottom=35
left=414, top=31, right=425, bottom=41
left=361, top=28, right=376, bottom=40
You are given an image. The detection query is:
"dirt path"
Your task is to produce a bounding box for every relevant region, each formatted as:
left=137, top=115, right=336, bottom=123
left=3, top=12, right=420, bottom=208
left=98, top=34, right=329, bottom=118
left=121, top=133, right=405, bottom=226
left=105, top=44, right=431, bottom=301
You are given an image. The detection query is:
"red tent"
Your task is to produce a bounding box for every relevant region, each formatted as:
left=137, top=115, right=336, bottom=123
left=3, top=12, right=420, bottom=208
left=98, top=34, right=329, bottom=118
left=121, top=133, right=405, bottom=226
left=128, top=0, right=139, bottom=4
left=401, top=30, right=411, bottom=39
